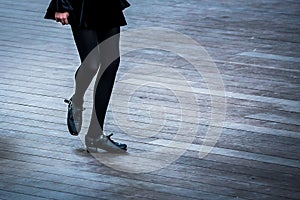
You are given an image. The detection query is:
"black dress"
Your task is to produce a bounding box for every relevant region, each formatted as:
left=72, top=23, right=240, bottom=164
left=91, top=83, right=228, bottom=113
left=44, top=0, right=130, bottom=29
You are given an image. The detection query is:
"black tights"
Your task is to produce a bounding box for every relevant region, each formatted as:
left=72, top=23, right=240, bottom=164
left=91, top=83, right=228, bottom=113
left=71, top=26, right=120, bottom=138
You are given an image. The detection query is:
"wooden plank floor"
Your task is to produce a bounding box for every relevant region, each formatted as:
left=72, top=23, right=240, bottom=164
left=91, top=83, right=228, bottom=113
left=1, top=0, right=300, bottom=199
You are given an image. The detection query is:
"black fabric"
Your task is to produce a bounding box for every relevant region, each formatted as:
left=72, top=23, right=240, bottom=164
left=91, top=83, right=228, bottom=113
left=120, top=0, right=131, bottom=10
left=71, top=26, right=121, bottom=138
left=44, top=0, right=74, bottom=20
left=44, top=0, right=130, bottom=29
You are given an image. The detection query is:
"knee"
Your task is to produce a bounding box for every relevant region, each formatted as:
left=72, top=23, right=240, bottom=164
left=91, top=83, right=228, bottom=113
left=101, top=57, right=120, bottom=69
left=88, top=64, right=100, bottom=75
left=85, top=59, right=100, bottom=75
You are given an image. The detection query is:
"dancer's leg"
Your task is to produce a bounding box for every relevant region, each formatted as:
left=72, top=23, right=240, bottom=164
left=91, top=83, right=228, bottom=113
left=71, top=27, right=100, bottom=103
left=66, top=27, right=100, bottom=135
left=86, top=27, right=120, bottom=138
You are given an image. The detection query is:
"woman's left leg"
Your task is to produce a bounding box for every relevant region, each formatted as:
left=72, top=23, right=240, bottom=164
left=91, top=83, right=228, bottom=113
left=86, top=27, right=120, bottom=137
left=85, top=27, right=127, bottom=151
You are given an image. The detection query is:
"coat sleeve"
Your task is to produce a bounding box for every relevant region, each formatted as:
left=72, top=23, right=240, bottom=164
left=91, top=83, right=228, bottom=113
left=44, top=0, right=73, bottom=20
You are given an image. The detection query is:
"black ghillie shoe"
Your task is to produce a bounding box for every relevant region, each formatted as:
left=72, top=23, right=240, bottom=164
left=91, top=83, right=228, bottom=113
left=64, top=98, right=84, bottom=136
left=85, top=133, right=127, bottom=153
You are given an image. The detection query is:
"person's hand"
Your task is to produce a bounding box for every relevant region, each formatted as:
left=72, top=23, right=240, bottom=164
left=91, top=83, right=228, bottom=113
left=55, top=12, right=69, bottom=25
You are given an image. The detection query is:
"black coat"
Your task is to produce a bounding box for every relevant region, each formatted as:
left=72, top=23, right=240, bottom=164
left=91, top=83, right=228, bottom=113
left=44, top=0, right=130, bottom=29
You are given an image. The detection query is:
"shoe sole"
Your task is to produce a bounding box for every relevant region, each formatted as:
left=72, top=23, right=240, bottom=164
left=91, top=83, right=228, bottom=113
left=85, top=137, right=127, bottom=153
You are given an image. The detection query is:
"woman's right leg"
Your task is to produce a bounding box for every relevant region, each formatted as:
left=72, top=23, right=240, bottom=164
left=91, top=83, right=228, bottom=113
left=67, top=27, right=100, bottom=135
left=71, top=27, right=100, bottom=103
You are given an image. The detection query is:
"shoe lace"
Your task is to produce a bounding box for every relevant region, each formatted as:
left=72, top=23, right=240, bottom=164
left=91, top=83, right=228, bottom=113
left=64, top=99, right=84, bottom=112
left=107, top=133, right=116, bottom=144
left=106, top=133, right=125, bottom=147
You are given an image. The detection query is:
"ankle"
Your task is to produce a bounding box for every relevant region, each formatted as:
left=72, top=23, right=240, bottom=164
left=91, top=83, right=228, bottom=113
left=72, top=95, right=83, bottom=105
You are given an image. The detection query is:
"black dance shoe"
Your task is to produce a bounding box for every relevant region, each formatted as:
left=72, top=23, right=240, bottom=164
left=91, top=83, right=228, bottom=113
left=85, top=133, right=127, bottom=153
left=64, top=98, right=83, bottom=136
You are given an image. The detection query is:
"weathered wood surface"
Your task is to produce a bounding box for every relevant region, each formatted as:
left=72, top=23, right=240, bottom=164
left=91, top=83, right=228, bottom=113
left=0, top=0, right=299, bottom=199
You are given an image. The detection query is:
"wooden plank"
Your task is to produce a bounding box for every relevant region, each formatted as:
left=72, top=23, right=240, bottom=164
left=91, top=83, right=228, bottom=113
left=1, top=129, right=299, bottom=199
left=0, top=190, right=48, bottom=200
left=0, top=128, right=298, bottom=198
left=2, top=126, right=300, bottom=189
left=239, top=52, right=300, bottom=63
left=1, top=103, right=300, bottom=159
left=246, top=113, right=300, bottom=126
left=226, top=122, right=300, bottom=139
left=152, top=139, right=300, bottom=168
